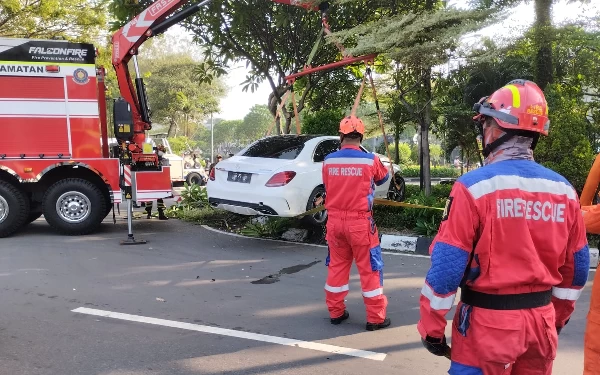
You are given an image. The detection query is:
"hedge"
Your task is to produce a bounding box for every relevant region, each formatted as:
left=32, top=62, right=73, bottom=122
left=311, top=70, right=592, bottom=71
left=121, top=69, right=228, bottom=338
left=402, top=165, right=461, bottom=178
left=373, top=184, right=452, bottom=236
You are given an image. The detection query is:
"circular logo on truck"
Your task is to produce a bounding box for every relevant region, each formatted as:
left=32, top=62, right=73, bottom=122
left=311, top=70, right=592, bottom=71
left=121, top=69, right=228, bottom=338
left=72, top=68, right=89, bottom=85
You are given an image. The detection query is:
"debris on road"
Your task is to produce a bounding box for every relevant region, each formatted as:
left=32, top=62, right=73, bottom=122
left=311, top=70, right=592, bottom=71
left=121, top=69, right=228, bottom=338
left=156, top=297, right=166, bottom=302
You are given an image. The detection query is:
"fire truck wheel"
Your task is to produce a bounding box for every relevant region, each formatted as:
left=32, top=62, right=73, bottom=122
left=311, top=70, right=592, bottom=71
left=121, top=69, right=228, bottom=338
left=0, top=181, right=30, bottom=238
left=186, top=172, right=203, bottom=185
left=42, top=178, right=106, bottom=235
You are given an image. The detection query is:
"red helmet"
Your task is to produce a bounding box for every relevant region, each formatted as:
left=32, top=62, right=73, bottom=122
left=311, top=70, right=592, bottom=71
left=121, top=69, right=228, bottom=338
left=473, top=79, right=550, bottom=136
left=339, top=115, right=365, bottom=135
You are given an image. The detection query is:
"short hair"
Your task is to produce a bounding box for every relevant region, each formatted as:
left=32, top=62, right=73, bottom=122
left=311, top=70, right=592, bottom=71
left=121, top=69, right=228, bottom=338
left=341, top=131, right=362, bottom=140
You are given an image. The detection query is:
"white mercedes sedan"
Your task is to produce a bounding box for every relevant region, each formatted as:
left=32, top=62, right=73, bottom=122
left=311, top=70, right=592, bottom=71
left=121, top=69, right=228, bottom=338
left=206, top=135, right=405, bottom=225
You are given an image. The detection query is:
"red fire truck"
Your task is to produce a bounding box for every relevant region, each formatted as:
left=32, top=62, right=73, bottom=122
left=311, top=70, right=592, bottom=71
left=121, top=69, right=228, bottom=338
left=0, top=0, right=218, bottom=238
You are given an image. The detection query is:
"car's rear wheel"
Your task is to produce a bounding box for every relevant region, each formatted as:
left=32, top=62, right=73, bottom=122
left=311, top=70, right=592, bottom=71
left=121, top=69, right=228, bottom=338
left=387, top=173, right=406, bottom=202
left=304, top=186, right=327, bottom=226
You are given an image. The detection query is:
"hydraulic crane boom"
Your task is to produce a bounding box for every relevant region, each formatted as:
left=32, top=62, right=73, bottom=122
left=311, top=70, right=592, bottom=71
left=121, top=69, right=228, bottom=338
left=110, top=0, right=211, bottom=164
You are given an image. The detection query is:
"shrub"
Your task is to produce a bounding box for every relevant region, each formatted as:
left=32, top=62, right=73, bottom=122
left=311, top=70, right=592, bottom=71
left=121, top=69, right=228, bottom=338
left=240, top=217, right=292, bottom=238
left=401, top=165, right=460, bottom=178
left=377, top=142, right=412, bottom=165
left=301, top=109, right=345, bottom=136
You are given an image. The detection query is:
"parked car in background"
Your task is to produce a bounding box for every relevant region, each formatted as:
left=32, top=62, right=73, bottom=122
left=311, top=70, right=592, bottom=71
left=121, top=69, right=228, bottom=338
left=206, top=135, right=405, bottom=225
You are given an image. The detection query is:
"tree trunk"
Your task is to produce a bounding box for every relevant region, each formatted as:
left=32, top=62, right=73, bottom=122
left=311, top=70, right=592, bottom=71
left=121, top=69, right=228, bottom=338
left=421, top=67, right=432, bottom=196
left=394, top=127, right=400, bottom=164
left=534, top=0, right=553, bottom=90
left=284, top=115, right=292, bottom=134
left=167, top=118, right=177, bottom=137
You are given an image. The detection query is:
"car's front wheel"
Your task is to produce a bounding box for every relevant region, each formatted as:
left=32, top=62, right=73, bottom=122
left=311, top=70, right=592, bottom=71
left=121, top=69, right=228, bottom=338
left=304, top=186, right=327, bottom=226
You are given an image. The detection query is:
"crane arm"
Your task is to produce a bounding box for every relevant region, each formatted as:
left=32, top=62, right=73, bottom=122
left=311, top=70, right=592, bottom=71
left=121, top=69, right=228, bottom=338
left=110, top=0, right=211, bottom=156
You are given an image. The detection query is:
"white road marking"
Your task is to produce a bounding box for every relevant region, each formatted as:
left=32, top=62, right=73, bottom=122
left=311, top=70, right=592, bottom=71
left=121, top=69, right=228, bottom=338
left=72, top=307, right=387, bottom=361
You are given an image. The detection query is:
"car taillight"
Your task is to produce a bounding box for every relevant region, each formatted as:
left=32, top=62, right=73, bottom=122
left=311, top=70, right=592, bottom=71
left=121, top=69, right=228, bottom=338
left=209, top=168, right=215, bottom=181
left=265, top=171, right=296, bottom=187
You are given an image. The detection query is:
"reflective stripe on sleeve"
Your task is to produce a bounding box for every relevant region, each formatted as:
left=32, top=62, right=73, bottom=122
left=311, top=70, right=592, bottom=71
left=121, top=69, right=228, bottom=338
left=421, top=284, right=456, bottom=310
left=552, top=286, right=583, bottom=301
left=324, top=284, right=349, bottom=293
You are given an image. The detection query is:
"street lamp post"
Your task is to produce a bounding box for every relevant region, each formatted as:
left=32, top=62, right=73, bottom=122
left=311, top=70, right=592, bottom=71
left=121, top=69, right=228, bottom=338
left=210, top=113, right=214, bottom=162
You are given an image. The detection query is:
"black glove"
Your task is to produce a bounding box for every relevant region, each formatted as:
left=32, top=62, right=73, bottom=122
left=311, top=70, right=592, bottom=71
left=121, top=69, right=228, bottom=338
left=557, top=318, right=570, bottom=336
left=421, top=335, right=451, bottom=357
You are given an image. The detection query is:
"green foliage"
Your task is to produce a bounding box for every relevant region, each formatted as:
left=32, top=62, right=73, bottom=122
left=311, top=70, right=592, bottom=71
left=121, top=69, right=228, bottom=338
left=213, top=120, right=242, bottom=146
left=376, top=142, right=412, bottom=165
left=429, top=144, right=444, bottom=165
left=401, top=166, right=460, bottom=178
left=240, top=217, right=293, bottom=238
left=373, top=188, right=447, bottom=235
left=302, top=109, right=345, bottom=136
left=137, top=45, right=226, bottom=138
left=415, top=216, right=441, bottom=237
left=1, top=0, right=108, bottom=41
left=168, top=136, right=197, bottom=155
left=237, top=105, right=273, bottom=143
left=165, top=184, right=209, bottom=218
left=534, top=83, right=596, bottom=192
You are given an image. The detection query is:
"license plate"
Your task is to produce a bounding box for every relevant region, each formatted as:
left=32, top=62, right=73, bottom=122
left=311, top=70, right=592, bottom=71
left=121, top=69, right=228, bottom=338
left=227, top=171, right=252, bottom=183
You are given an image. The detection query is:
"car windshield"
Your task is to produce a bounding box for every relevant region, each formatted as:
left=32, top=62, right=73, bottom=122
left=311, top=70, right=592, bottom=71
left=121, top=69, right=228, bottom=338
left=241, top=136, right=318, bottom=160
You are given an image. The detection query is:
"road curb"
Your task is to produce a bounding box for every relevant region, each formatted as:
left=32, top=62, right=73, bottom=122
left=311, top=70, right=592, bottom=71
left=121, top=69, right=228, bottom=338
left=380, top=233, right=600, bottom=269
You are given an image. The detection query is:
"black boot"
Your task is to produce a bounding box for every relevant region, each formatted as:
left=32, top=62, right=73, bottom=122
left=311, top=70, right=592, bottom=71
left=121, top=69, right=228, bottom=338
left=145, top=208, right=152, bottom=219
left=158, top=210, right=169, bottom=220
left=330, top=310, right=349, bottom=325
left=366, top=317, right=391, bottom=331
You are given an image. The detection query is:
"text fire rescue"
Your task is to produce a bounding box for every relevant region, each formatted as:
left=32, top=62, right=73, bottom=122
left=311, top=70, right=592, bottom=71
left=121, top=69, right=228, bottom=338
left=497, top=198, right=566, bottom=222
left=0, top=65, right=43, bottom=73
left=328, top=167, right=363, bottom=176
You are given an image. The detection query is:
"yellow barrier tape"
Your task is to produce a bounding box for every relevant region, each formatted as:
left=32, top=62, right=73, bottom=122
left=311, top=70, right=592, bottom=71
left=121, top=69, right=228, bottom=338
left=373, top=198, right=445, bottom=211
left=294, top=198, right=445, bottom=218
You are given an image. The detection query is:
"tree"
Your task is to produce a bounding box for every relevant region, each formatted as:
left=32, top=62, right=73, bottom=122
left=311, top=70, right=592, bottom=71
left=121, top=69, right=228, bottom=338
left=108, top=0, right=384, bottom=134
left=138, top=50, right=226, bottom=138
left=302, top=108, right=345, bottom=136
left=236, top=105, right=273, bottom=143
left=213, top=119, right=242, bottom=150
left=0, top=0, right=108, bottom=41
left=471, top=0, right=592, bottom=91
left=333, top=2, right=495, bottom=195
left=535, top=83, right=595, bottom=191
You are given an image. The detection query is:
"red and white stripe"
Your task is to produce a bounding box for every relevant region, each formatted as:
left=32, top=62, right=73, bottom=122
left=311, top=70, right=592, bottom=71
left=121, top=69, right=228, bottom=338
left=123, top=165, right=132, bottom=187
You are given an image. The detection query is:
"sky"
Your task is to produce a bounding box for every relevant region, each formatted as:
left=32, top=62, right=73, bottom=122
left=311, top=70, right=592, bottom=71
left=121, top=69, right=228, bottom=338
left=168, top=0, right=600, bottom=121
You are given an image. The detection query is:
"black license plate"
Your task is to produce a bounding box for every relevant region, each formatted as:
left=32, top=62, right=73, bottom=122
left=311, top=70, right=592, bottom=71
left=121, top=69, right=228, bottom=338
left=227, top=171, right=252, bottom=183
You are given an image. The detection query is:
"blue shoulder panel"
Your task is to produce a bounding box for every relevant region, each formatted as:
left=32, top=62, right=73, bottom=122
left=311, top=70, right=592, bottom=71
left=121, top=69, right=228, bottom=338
left=458, top=160, right=572, bottom=188
left=325, top=148, right=375, bottom=161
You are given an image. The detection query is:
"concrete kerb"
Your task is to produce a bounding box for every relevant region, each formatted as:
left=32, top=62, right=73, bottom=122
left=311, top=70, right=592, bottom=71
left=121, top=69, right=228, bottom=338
left=200, top=224, right=599, bottom=269
left=379, top=233, right=600, bottom=269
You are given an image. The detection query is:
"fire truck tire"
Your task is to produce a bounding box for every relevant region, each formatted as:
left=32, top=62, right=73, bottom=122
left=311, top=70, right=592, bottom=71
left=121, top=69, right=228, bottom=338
left=42, top=178, right=106, bottom=235
left=0, top=181, right=30, bottom=238
left=186, top=172, right=203, bottom=185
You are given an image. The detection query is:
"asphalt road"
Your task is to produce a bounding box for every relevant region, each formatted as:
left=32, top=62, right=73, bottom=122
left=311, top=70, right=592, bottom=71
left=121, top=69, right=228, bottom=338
left=0, top=213, right=594, bottom=375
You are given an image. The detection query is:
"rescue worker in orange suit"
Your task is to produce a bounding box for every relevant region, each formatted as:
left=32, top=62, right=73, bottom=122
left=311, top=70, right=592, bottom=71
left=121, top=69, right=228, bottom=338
left=585, top=269, right=600, bottom=374
left=322, top=115, right=391, bottom=331
left=417, top=79, right=590, bottom=374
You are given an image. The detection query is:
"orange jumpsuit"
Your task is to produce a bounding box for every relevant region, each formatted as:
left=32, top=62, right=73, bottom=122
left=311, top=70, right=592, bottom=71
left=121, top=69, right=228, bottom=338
left=322, top=144, right=389, bottom=323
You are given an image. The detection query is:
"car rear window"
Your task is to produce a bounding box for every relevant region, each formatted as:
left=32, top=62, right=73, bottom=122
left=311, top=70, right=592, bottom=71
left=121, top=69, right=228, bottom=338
left=241, top=136, right=316, bottom=160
